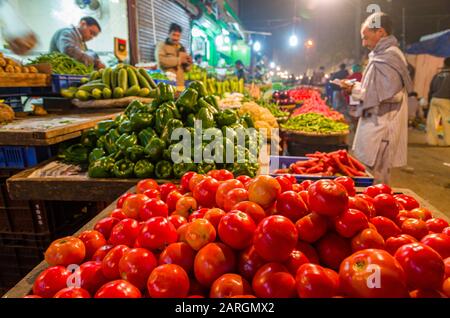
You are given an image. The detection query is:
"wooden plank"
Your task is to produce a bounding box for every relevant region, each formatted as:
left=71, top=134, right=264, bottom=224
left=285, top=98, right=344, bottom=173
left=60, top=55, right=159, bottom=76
left=0, top=73, right=50, bottom=88
left=3, top=186, right=448, bottom=298
left=0, top=113, right=120, bottom=146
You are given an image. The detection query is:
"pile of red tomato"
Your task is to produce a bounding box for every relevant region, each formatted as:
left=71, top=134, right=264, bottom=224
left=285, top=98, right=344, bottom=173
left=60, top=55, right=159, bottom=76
left=27, top=171, right=450, bottom=298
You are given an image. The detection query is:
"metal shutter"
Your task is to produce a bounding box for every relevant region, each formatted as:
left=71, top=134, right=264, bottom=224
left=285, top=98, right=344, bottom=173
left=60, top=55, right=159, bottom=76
left=136, top=0, right=191, bottom=63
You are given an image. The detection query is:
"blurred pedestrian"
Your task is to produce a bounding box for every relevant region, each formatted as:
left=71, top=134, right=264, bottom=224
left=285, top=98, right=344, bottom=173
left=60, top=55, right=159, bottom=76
left=331, top=64, right=349, bottom=112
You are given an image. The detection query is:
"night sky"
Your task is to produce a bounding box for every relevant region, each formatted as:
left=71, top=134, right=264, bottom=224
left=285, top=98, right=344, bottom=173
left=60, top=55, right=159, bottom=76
left=239, top=0, right=450, bottom=74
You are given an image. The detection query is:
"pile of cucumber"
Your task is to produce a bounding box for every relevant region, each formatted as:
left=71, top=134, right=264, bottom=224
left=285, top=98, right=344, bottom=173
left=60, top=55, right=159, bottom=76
left=61, top=64, right=158, bottom=101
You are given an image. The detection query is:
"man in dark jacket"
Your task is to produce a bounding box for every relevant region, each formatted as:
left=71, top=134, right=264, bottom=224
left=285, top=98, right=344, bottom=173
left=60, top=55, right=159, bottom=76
left=427, top=57, right=450, bottom=146
left=50, top=17, right=104, bottom=69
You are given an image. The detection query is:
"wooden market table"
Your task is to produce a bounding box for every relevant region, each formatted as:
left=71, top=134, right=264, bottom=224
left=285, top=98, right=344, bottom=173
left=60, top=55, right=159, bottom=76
left=0, top=112, right=120, bottom=146
left=2, top=186, right=448, bottom=298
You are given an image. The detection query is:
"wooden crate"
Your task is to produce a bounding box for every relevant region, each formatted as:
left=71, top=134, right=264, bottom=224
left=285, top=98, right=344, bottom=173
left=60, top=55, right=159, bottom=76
left=0, top=73, right=50, bottom=88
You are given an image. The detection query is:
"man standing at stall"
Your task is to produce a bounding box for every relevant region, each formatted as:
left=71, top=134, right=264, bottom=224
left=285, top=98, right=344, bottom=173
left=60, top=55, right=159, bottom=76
left=155, top=23, right=192, bottom=87
left=49, top=17, right=105, bottom=69
left=343, top=13, right=413, bottom=184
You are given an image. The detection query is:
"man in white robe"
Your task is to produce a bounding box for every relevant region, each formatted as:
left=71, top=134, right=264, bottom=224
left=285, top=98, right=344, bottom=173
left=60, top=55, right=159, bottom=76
left=343, top=13, right=413, bottom=184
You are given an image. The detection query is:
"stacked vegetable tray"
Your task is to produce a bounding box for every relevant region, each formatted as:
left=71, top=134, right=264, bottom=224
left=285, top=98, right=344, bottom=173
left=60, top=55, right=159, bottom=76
left=5, top=173, right=450, bottom=298
left=59, top=80, right=261, bottom=180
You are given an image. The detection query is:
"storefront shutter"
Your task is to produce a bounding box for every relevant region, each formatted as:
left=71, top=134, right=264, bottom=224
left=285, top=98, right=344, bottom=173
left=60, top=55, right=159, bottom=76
left=136, top=0, right=191, bottom=63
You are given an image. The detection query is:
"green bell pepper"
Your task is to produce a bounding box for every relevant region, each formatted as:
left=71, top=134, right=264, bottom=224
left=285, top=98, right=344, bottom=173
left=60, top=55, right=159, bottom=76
left=60, top=144, right=89, bottom=165
left=197, top=161, right=216, bottom=175
left=104, top=129, right=121, bottom=154
left=161, top=119, right=184, bottom=146
left=240, top=113, right=255, bottom=128
left=127, top=145, right=145, bottom=162
left=173, top=161, right=196, bottom=179
left=162, top=101, right=182, bottom=119
left=114, top=114, right=128, bottom=127
left=113, top=159, right=135, bottom=178
left=229, top=161, right=259, bottom=178
left=125, top=100, right=146, bottom=117
left=96, top=120, right=116, bottom=137
left=204, top=95, right=219, bottom=111
left=88, top=157, right=115, bottom=178
left=155, top=82, right=175, bottom=105
left=197, top=107, right=215, bottom=129
left=138, top=127, right=156, bottom=146
left=198, top=98, right=218, bottom=115
left=129, top=112, right=154, bottom=131
left=144, top=137, right=165, bottom=162
left=155, top=105, right=174, bottom=134
left=217, top=109, right=239, bottom=127
left=134, top=160, right=155, bottom=178
left=118, top=120, right=133, bottom=134
left=186, top=114, right=196, bottom=128
left=155, top=160, right=173, bottom=179
left=89, top=148, right=106, bottom=163
left=80, top=129, right=98, bottom=149
left=176, top=88, right=198, bottom=115
left=116, top=133, right=138, bottom=151
left=189, top=81, right=207, bottom=98
left=96, top=135, right=106, bottom=150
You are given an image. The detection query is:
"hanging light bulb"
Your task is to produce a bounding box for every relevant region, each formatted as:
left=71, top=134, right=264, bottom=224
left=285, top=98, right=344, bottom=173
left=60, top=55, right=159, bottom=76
left=289, top=34, right=298, bottom=47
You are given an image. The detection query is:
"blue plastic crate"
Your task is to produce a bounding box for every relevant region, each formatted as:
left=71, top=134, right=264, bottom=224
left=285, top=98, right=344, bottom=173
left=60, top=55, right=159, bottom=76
left=51, top=74, right=86, bottom=92
left=0, top=146, right=57, bottom=169
left=153, top=79, right=177, bottom=86
left=269, top=155, right=374, bottom=187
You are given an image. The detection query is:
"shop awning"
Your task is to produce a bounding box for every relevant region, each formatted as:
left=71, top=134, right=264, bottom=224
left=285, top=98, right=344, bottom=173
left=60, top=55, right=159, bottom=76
left=406, top=30, right=450, bottom=58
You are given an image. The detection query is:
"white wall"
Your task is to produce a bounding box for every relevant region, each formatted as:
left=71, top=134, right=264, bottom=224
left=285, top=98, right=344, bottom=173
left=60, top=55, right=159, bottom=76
left=1, top=0, right=129, bottom=54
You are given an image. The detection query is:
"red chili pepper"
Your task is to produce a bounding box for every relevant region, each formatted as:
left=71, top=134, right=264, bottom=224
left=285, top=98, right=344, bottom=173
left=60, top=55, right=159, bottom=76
left=348, top=154, right=366, bottom=172
left=332, top=154, right=355, bottom=177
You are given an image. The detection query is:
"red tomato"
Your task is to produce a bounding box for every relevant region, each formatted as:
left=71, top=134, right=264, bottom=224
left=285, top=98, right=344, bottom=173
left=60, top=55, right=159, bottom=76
left=210, top=274, right=252, bottom=298
left=44, top=236, right=86, bottom=266
left=385, top=234, right=418, bottom=255
left=181, top=172, right=197, bottom=193
left=122, top=194, right=148, bottom=220
left=351, top=228, right=385, bottom=252
left=101, top=245, right=130, bottom=280
left=207, top=169, right=234, bottom=181
left=194, top=243, right=236, bottom=287
left=395, top=243, right=445, bottom=290
left=204, top=208, right=226, bottom=230
left=135, top=217, right=177, bottom=252
left=348, top=196, right=376, bottom=219
left=407, top=208, right=433, bottom=221
left=139, top=198, right=169, bottom=221
left=252, top=263, right=296, bottom=298
left=137, top=179, right=158, bottom=194
left=165, top=191, right=183, bottom=213
left=236, top=175, right=252, bottom=185
left=159, top=242, right=196, bottom=274
left=248, top=176, right=281, bottom=209
left=426, top=218, right=449, bottom=233
left=445, top=257, right=450, bottom=278
left=401, top=218, right=429, bottom=240
left=292, top=183, right=303, bottom=193
left=334, top=209, right=369, bottom=238
left=78, top=261, right=108, bottom=295
left=94, top=217, right=120, bottom=240
left=284, top=248, right=310, bottom=276
left=276, top=191, right=308, bottom=222
left=443, top=277, right=450, bottom=297
left=356, top=193, right=375, bottom=204
left=53, top=287, right=90, bottom=298
left=393, top=194, right=420, bottom=211
left=238, top=246, right=266, bottom=281
left=232, top=201, right=266, bottom=225
left=420, top=233, right=450, bottom=259
left=301, top=180, right=313, bottom=190
left=410, top=289, right=447, bottom=298
left=174, top=196, right=198, bottom=219
left=370, top=216, right=402, bottom=240
left=91, top=245, right=114, bottom=262
left=95, top=280, right=142, bottom=298
left=362, top=186, right=383, bottom=198
left=296, top=264, right=339, bottom=298
left=295, top=213, right=328, bottom=243
left=159, top=183, right=178, bottom=201
left=117, top=193, right=133, bottom=209
left=77, top=230, right=106, bottom=260
left=396, top=210, right=410, bottom=226
left=110, top=208, right=127, bottom=220
left=177, top=223, right=189, bottom=242
left=32, top=266, right=71, bottom=298
left=373, top=194, right=399, bottom=220
left=299, top=191, right=309, bottom=207
left=143, top=189, right=161, bottom=200
left=119, top=248, right=157, bottom=290
left=185, top=219, right=217, bottom=251
left=189, top=174, right=207, bottom=192
left=215, top=179, right=244, bottom=209
left=296, top=241, right=319, bottom=264
left=275, top=175, right=293, bottom=193
left=223, top=188, right=249, bottom=212
left=373, top=184, right=393, bottom=194
left=107, top=218, right=140, bottom=247
left=188, top=208, right=208, bottom=222
left=147, top=264, right=190, bottom=298
left=316, top=233, right=352, bottom=271
left=442, top=227, right=450, bottom=236
left=335, top=176, right=356, bottom=196
left=218, top=211, right=256, bottom=250
left=308, top=180, right=348, bottom=217
left=253, top=215, right=298, bottom=262
left=167, top=214, right=187, bottom=230
left=339, top=249, right=408, bottom=298
left=193, top=177, right=220, bottom=208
